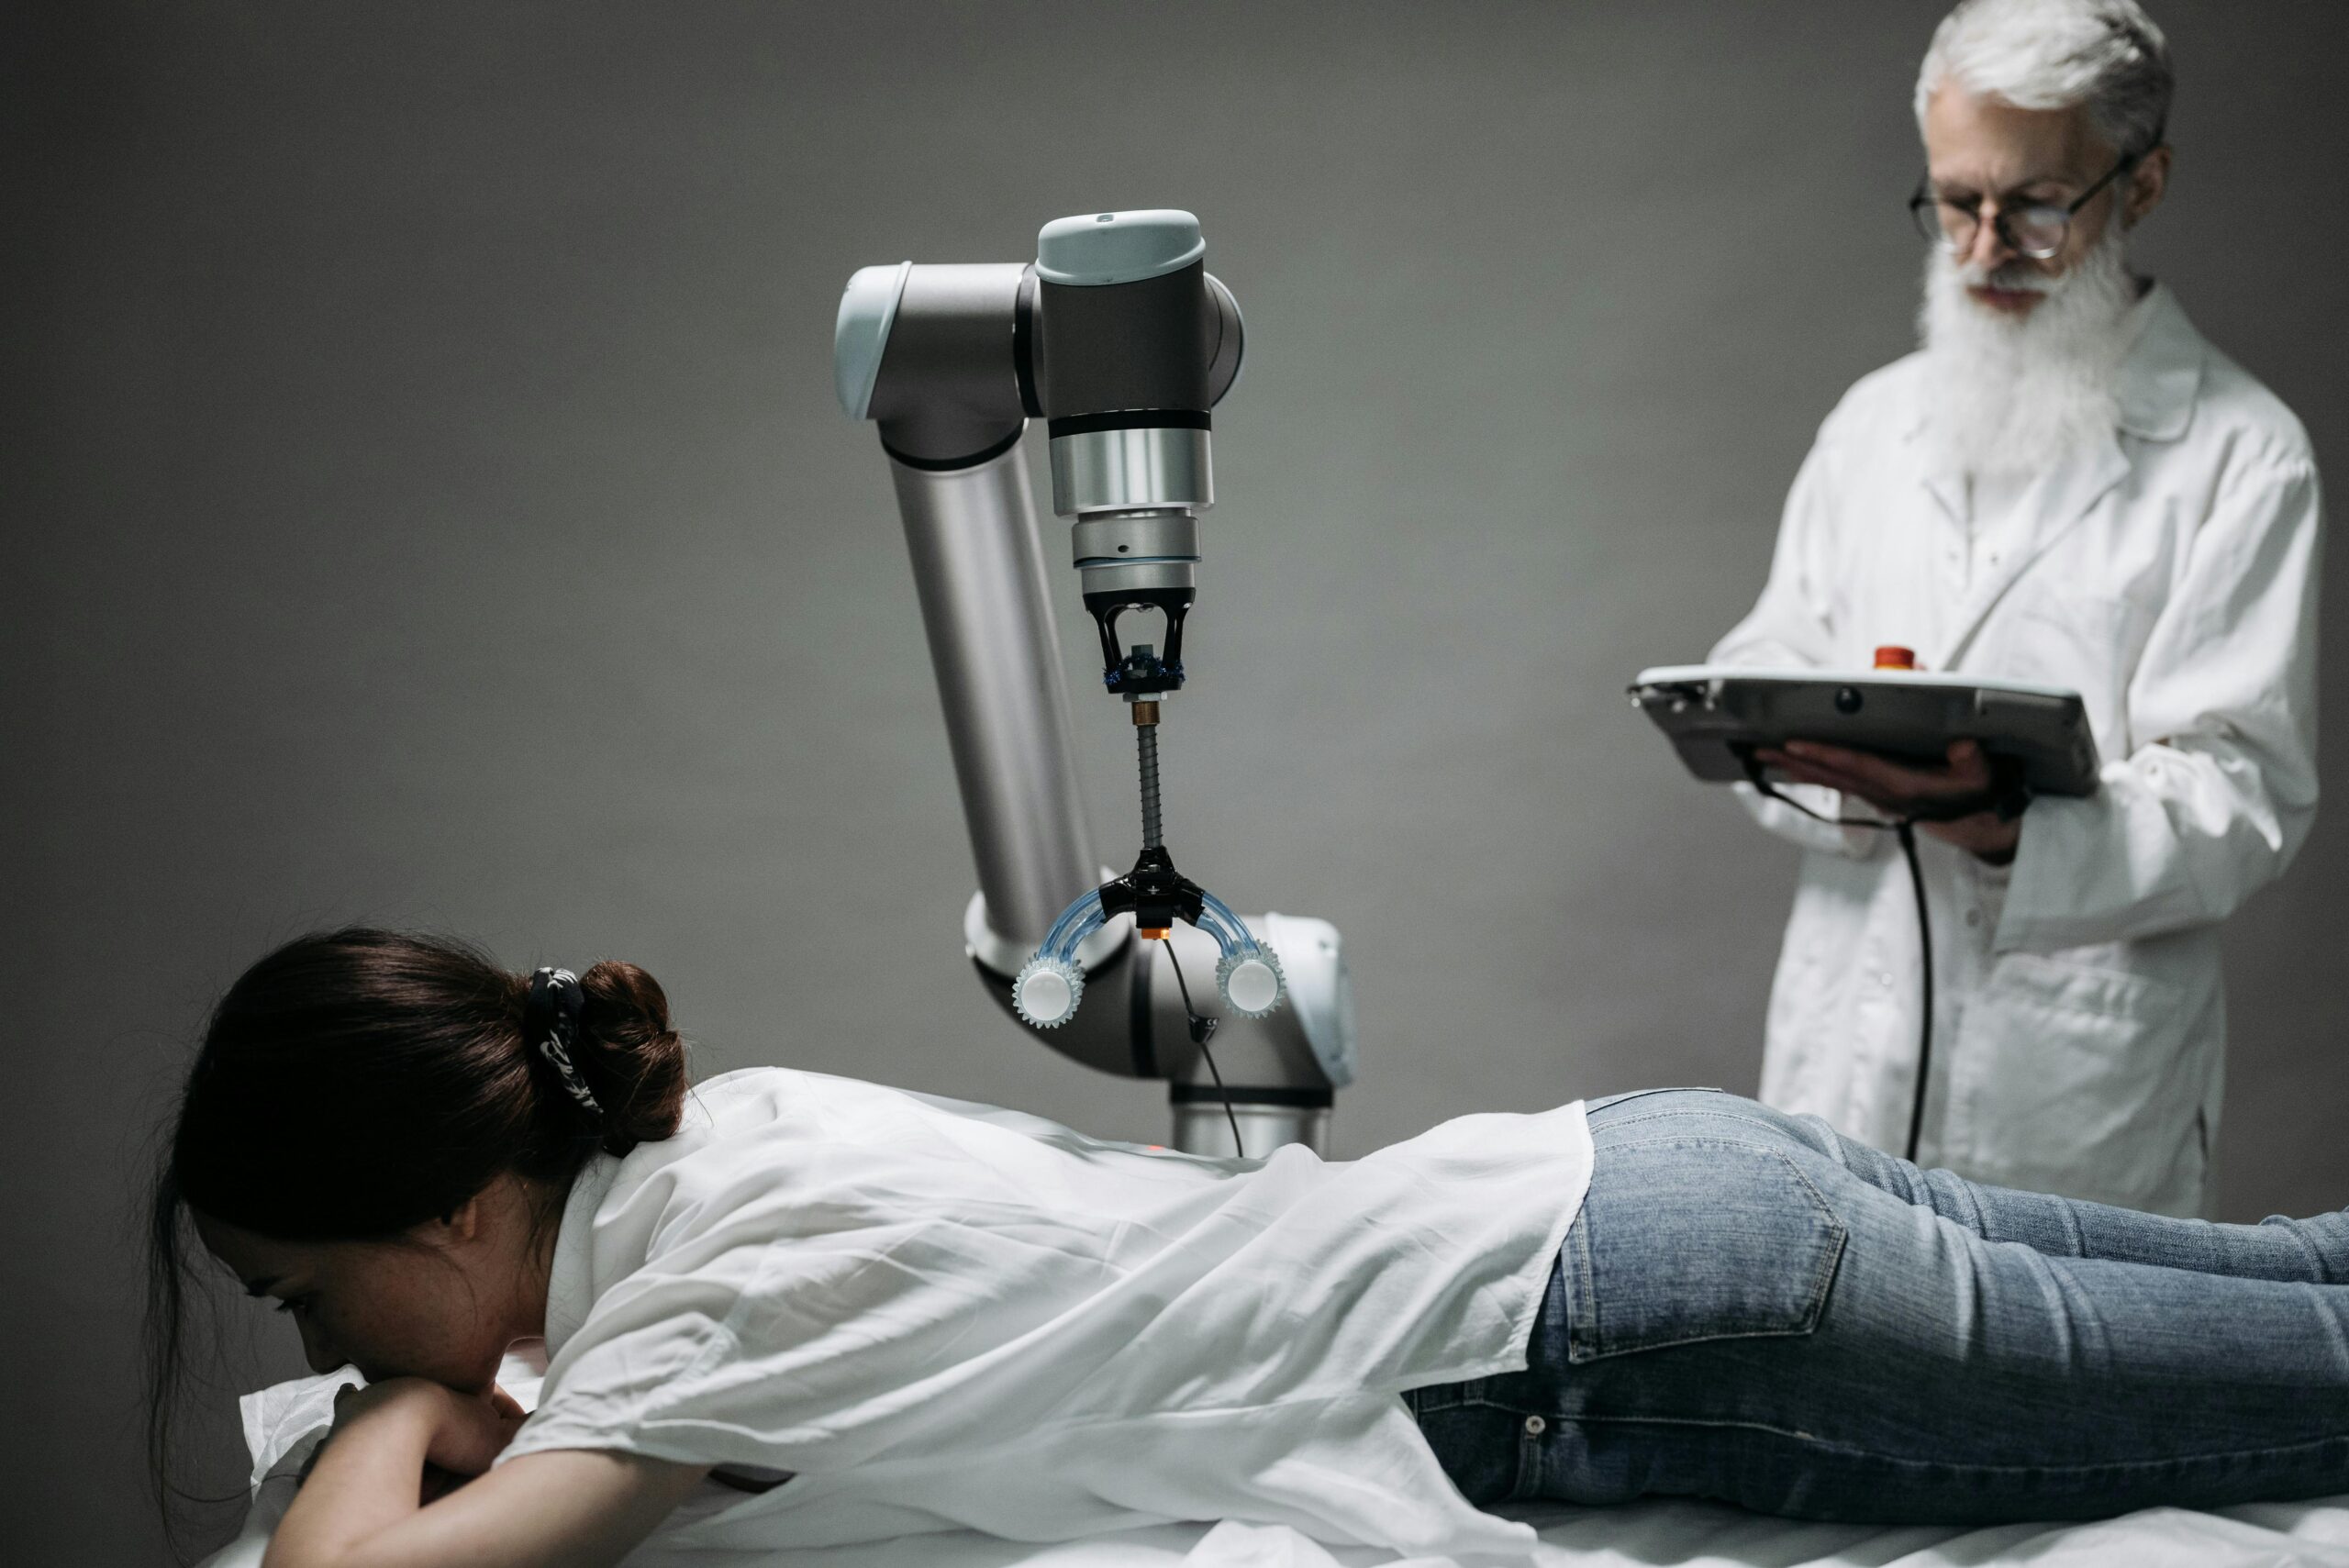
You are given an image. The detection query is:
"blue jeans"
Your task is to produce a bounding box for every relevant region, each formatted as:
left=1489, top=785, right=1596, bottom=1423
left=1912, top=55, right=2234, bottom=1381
left=1408, top=1088, right=2349, bottom=1523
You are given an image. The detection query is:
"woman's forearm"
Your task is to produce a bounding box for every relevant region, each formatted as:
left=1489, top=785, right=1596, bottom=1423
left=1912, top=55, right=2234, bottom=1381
left=262, top=1396, right=440, bottom=1568
left=256, top=1375, right=705, bottom=1568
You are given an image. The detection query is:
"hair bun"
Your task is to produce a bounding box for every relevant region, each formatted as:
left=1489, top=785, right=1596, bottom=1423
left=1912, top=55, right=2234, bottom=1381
left=573, top=960, right=688, bottom=1155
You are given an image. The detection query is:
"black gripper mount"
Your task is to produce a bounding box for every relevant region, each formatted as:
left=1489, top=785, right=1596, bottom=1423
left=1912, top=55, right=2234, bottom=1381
left=1095, top=843, right=1208, bottom=932
left=1085, top=586, right=1192, bottom=695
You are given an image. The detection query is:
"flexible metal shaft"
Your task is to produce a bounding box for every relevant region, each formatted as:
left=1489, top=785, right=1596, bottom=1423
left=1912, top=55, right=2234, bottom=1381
left=1138, top=723, right=1163, bottom=848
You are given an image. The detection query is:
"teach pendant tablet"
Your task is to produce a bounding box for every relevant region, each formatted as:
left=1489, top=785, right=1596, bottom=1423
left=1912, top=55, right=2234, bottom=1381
left=1628, top=664, right=2100, bottom=798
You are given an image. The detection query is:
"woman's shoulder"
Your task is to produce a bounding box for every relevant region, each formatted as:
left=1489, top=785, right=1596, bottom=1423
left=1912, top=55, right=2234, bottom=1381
left=673, top=1065, right=1133, bottom=1152
left=601, top=1066, right=1050, bottom=1219
left=551, top=1069, right=1170, bottom=1329
left=563, top=1069, right=955, bottom=1295
left=661, top=1063, right=950, bottom=1132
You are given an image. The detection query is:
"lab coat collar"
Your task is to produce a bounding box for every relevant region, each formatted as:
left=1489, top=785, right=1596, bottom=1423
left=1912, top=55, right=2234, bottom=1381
left=1906, top=284, right=2205, bottom=669
left=2112, top=284, right=2203, bottom=441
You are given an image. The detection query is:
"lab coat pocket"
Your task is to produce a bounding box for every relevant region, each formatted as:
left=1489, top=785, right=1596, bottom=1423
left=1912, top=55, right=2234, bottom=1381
left=1562, top=1138, right=1846, bottom=1363
left=1958, top=949, right=2211, bottom=1211
left=1987, top=949, right=2182, bottom=1023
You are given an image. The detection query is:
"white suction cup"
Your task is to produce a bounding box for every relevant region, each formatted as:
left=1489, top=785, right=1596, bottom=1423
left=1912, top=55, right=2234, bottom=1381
left=1013, top=954, right=1085, bottom=1029
left=1217, top=947, right=1285, bottom=1018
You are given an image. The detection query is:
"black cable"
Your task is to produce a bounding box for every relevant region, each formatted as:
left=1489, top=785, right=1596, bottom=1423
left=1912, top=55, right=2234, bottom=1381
left=1895, top=820, right=1932, bottom=1163
left=1738, top=751, right=1934, bottom=1163
left=1163, top=941, right=1244, bottom=1159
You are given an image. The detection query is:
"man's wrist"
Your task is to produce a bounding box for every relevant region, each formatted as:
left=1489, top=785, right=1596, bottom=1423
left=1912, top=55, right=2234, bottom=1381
left=1969, top=813, right=2022, bottom=863
left=1919, top=809, right=2022, bottom=863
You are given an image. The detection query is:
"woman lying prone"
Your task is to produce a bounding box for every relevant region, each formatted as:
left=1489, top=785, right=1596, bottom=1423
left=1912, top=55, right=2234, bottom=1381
left=150, top=929, right=2349, bottom=1568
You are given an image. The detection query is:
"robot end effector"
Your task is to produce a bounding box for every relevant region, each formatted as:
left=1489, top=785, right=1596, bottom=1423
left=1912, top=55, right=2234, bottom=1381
left=835, top=211, right=1353, bottom=1151
left=836, top=210, right=1243, bottom=698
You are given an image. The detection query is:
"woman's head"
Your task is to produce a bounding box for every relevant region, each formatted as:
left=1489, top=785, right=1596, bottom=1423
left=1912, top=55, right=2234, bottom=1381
left=145, top=929, right=688, bottom=1524
left=164, top=929, right=686, bottom=1240
left=192, top=1174, right=551, bottom=1390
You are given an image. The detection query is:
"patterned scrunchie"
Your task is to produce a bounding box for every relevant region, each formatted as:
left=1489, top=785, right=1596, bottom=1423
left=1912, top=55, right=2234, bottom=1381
left=527, top=966, right=603, bottom=1118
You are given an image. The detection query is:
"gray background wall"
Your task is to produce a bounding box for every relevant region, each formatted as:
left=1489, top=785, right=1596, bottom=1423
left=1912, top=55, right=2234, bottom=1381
left=10, top=2, right=2347, bottom=1560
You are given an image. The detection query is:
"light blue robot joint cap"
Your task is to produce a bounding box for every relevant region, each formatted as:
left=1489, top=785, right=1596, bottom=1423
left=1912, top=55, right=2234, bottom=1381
left=1035, top=210, right=1205, bottom=287
left=833, top=261, right=912, bottom=420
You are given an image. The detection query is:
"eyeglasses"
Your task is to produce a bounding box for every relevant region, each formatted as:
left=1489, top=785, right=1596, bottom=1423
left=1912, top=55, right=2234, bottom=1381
left=1908, top=150, right=2143, bottom=261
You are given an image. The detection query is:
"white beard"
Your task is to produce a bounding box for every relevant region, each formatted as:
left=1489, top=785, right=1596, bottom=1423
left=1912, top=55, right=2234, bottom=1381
left=1918, top=225, right=2138, bottom=476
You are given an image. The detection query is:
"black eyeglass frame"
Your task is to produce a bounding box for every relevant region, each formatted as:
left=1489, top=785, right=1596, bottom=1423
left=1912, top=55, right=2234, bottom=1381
left=1908, top=145, right=2152, bottom=261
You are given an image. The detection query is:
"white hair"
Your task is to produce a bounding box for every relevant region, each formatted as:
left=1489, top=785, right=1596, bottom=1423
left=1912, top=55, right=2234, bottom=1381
left=1915, top=0, right=2173, bottom=158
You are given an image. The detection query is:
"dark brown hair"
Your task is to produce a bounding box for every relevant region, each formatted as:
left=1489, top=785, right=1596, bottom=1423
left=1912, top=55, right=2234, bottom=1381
left=143, top=928, right=688, bottom=1550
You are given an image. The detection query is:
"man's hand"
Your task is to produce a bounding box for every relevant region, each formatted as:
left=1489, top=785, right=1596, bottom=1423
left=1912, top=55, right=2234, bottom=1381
left=1756, top=738, right=2022, bottom=864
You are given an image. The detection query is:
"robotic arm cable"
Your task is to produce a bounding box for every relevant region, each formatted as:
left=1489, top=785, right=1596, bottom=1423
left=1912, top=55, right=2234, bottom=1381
left=1162, top=938, right=1246, bottom=1159
left=1734, top=752, right=1942, bottom=1162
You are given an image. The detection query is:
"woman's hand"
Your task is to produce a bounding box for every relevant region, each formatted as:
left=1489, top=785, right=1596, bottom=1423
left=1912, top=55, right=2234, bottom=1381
left=269, top=1378, right=537, bottom=1567
left=334, top=1378, right=527, bottom=1480
left=429, top=1382, right=527, bottom=1475
left=272, top=1396, right=708, bottom=1568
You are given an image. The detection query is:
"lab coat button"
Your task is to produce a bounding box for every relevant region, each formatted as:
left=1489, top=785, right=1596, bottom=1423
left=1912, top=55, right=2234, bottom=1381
left=1523, top=1415, right=1547, bottom=1437
left=1965, top=908, right=1982, bottom=929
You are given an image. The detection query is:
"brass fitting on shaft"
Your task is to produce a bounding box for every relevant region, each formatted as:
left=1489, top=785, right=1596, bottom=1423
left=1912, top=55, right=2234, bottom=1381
left=1130, top=700, right=1161, bottom=727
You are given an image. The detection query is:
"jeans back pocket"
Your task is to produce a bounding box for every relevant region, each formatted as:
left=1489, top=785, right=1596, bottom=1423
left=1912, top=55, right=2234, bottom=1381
left=1564, top=1137, right=1847, bottom=1362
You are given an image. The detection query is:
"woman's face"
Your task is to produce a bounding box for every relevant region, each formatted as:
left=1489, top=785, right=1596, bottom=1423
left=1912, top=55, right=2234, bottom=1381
left=194, top=1184, right=540, bottom=1392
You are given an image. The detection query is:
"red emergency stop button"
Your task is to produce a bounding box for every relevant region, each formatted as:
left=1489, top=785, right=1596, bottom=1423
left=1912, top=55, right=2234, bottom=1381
left=1874, top=645, right=1918, bottom=670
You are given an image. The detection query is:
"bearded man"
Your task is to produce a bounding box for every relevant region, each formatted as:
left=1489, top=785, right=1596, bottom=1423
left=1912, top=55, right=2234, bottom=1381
left=1711, top=0, right=2321, bottom=1216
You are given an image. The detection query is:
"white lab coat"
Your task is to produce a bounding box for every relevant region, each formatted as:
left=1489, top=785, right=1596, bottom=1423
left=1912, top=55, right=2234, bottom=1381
left=495, top=1066, right=1593, bottom=1560
left=1711, top=284, right=2321, bottom=1216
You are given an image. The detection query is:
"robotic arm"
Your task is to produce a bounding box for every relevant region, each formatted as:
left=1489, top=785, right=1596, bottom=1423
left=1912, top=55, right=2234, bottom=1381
left=833, top=210, right=1355, bottom=1156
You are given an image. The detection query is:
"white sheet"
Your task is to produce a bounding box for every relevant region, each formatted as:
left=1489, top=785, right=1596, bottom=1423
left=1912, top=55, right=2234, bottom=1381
left=203, top=1364, right=2349, bottom=1568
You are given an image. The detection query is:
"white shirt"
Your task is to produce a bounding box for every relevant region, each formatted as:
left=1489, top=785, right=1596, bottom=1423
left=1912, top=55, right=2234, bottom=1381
left=1711, top=284, right=2322, bottom=1215
left=495, top=1067, right=1594, bottom=1560
left=1955, top=469, right=2032, bottom=595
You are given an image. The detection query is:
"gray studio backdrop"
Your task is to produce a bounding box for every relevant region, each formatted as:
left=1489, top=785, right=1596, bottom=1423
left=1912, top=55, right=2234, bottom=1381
left=11, top=2, right=2347, bottom=1560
